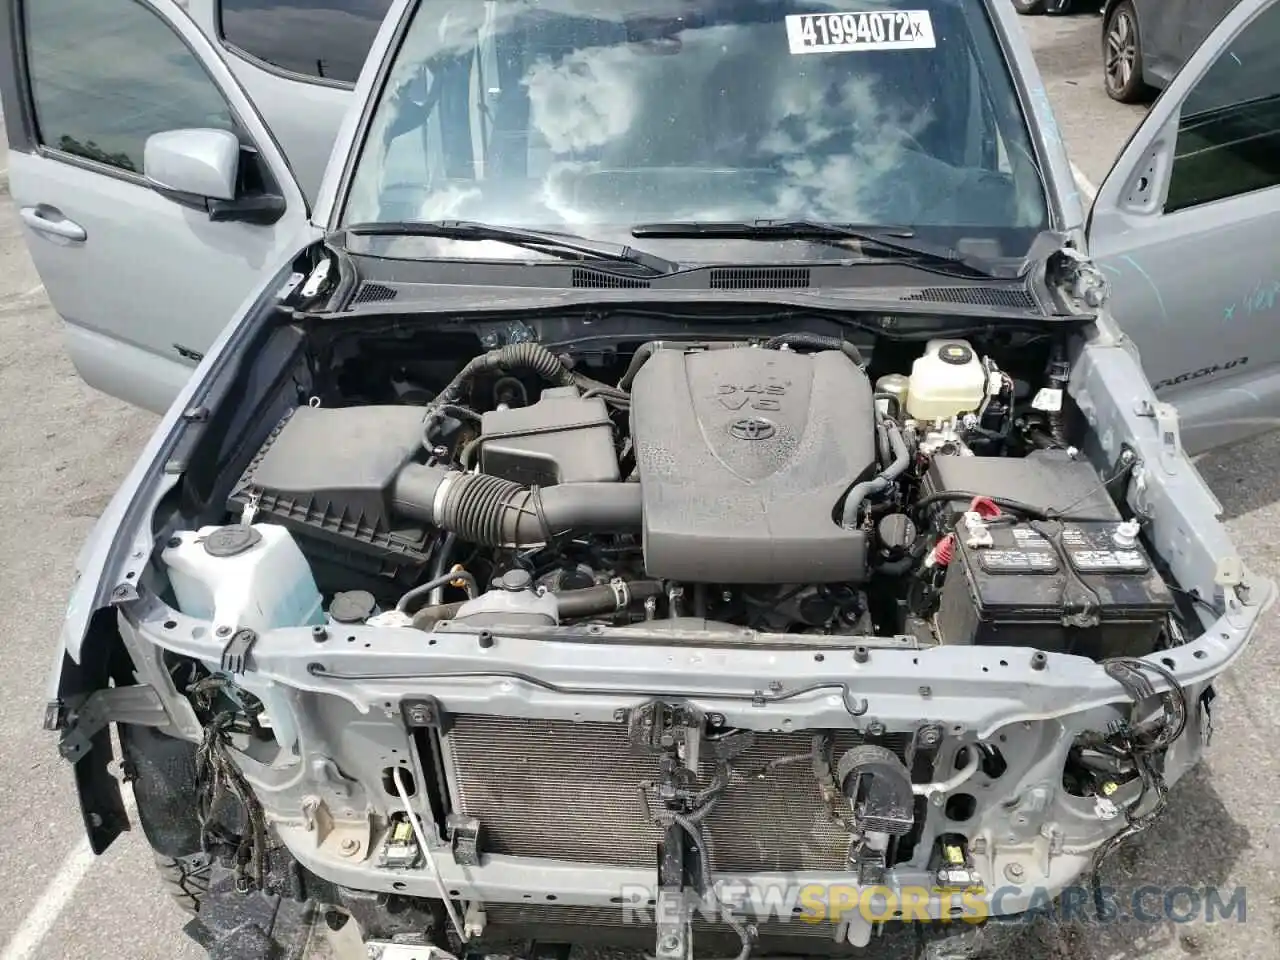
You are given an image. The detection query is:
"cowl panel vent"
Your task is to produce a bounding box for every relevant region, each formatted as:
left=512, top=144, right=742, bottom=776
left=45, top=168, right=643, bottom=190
left=709, top=267, right=811, bottom=289
left=901, top=286, right=1037, bottom=308
left=351, top=282, right=398, bottom=304
left=571, top=269, right=652, bottom=289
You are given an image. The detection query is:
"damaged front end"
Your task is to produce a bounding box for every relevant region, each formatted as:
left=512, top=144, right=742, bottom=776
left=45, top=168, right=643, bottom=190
left=47, top=287, right=1273, bottom=960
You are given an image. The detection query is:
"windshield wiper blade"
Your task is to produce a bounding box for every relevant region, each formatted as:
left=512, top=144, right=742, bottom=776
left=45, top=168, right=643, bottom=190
left=346, top=220, right=677, bottom=276
left=631, top=219, right=1003, bottom=278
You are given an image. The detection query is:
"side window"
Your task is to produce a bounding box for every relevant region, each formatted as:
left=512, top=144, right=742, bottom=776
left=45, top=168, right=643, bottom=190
left=1166, top=3, right=1280, bottom=213
left=25, top=0, right=235, bottom=175
left=219, top=0, right=394, bottom=85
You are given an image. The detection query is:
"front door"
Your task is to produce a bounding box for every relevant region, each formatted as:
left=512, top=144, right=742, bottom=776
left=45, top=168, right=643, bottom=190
left=0, top=0, right=314, bottom=413
left=1087, top=0, right=1280, bottom=455
left=183, top=0, right=394, bottom=205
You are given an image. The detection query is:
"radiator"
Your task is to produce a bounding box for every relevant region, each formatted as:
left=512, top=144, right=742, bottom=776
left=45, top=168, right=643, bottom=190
left=441, top=715, right=910, bottom=872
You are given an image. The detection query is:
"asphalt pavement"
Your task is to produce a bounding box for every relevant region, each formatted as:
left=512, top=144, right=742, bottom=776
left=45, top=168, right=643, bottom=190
left=0, top=12, right=1275, bottom=960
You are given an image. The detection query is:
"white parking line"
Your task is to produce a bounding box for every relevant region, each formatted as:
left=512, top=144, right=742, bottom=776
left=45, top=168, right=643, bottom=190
left=1071, top=160, right=1098, bottom=200
left=0, top=793, right=135, bottom=960
left=0, top=839, right=99, bottom=960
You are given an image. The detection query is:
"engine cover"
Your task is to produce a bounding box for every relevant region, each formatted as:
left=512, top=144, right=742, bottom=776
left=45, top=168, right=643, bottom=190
left=630, top=346, right=875, bottom=583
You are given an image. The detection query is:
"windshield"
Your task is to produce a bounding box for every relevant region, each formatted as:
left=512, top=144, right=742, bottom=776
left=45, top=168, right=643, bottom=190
left=342, top=0, right=1049, bottom=259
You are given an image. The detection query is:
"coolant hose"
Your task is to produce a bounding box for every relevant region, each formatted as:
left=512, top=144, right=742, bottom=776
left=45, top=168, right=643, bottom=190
left=840, top=419, right=910, bottom=529
left=411, top=579, right=665, bottom=629
left=393, top=463, right=642, bottom=545
left=763, top=332, right=866, bottom=369
left=555, top=579, right=664, bottom=618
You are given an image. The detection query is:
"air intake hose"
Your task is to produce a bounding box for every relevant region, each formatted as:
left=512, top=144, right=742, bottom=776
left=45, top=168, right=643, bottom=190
left=393, top=463, right=642, bottom=546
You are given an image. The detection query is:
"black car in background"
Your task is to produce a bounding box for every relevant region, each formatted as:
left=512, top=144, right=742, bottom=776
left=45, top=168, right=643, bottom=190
left=1102, top=0, right=1241, bottom=100
left=1013, top=0, right=1099, bottom=15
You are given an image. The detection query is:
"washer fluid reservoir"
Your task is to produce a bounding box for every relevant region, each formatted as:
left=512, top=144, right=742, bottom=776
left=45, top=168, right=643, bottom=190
left=905, top=339, right=987, bottom=420
left=162, top=523, right=324, bottom=636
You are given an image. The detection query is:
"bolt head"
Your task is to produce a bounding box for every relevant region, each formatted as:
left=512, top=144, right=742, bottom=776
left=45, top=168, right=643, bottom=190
left=919, top=725, right=941, bottom=745
left=340, top=838, right=359, bottom=854
left=1003, top=863, right=1025, bottom=882
left=215, top=625, right=232, bottom=637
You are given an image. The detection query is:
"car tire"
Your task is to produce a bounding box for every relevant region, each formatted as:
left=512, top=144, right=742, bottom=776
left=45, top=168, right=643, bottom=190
left=1103, top=0, right=1151, bottom=102
left=1012, top=0, right=1047, bottom=13
left=153, top=852, right=212, bottom=914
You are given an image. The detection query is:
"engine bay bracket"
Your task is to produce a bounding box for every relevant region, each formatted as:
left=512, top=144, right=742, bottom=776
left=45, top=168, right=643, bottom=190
left=401, top=695, right=452, bottom=734
left=46, top=684, right=168, bottom=761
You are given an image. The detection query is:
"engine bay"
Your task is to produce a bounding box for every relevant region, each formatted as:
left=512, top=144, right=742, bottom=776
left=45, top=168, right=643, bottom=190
left=165, top=315, right=1178, bottom=661
left=125, top=304, right=1248, bottom=957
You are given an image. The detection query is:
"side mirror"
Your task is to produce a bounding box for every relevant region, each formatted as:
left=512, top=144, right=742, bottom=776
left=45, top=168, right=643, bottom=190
left=143, top=128, right=285, bottom=226
left=144, top=128, right=239, bottom=201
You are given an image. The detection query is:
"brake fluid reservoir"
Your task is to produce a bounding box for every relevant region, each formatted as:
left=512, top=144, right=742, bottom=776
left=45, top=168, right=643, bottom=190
left=162, top=523, right=324, bottom=636
left=905, top=340, right=987, bottom=420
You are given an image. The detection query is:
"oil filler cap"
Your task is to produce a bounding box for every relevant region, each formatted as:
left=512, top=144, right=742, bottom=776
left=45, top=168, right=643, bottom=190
left=203, top=524, right=263, bottom=557
left=938, top=343, right=973, bottom=365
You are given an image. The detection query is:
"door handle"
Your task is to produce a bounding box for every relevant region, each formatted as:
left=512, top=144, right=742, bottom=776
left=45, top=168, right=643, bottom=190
left=19, top=205, right=87, bottom=242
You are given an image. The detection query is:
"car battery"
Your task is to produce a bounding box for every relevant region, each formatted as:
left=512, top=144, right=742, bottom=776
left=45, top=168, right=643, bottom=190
left=933, top=518, right=1175, bottom=659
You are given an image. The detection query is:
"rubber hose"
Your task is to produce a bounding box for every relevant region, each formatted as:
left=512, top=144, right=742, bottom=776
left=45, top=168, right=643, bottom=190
left=872, top=392, right=902, bottom=421
left=840, top=420, right=910, bottom=528
left=393, top=463, right=643, bottom=545
left=618, top=340, right=743, bottom=391
left=555, top=580, right=664, bottom=618
left=763, top=332, right=866, bottom=369
left=874, top=419, right=892, bottom=470
left=410, top=580, right=665, bottom=629
left=409, top=601, right=465, bottom=632
left=411, top=599, right=466, bottom=629
left=427, top=531, right=457, bottom=605
left=617, top=341, right=661, bottom=390
left=396, top=569, right=478, bottom=614
left=430, top=343, right=574, bottom=413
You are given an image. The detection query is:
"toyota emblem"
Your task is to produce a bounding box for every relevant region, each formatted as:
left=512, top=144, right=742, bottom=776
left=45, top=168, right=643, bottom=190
left=730, top=417, right=776, bottom=440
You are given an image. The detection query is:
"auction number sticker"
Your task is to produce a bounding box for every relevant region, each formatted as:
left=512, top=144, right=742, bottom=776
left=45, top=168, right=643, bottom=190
left=785, top=10, right=936, bottom=53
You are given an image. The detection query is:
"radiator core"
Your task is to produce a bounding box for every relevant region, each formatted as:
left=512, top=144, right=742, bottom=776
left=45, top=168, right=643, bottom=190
left=441, top=715, right=909, bottom=872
